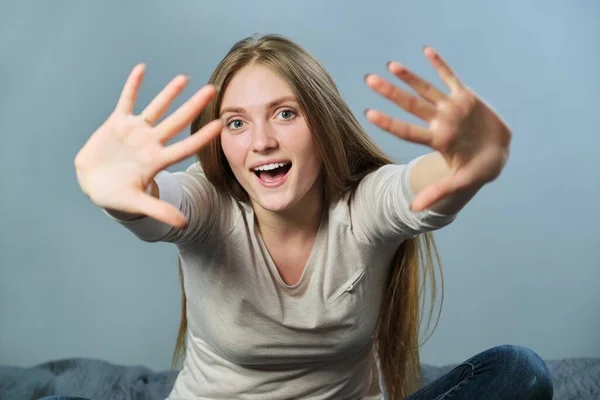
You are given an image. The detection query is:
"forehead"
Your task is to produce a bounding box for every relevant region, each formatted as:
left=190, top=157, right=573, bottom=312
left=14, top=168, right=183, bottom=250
left=220, top=64, right=295, bottom=111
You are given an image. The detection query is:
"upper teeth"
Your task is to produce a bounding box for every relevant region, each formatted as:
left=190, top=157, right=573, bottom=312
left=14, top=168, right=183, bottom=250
left=253, top=162, right=290, bottom=171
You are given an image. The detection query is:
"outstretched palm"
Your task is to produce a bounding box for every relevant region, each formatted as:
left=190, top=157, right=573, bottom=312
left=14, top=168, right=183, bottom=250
left=74, top=64, right=223, bottom=227
left=365, top=46, right=511, bottom=211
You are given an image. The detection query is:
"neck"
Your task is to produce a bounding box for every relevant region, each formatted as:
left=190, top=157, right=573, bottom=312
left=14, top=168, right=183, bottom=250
left=253, top=183, right=324, bottom=242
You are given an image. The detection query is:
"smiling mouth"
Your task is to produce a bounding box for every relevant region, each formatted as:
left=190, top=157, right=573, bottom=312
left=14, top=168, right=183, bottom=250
left=252, top=162, right=292, bottom=184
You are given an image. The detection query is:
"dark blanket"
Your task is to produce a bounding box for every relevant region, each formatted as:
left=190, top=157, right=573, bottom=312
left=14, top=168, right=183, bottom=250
left=1, top=357, right=599, bottom=399
left=0, top=359, right=177, bottom=400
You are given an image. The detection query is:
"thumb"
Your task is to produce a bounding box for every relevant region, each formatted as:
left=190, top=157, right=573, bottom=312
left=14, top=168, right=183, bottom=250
left=132, top=192, right=187, bottom=228
left=411, top=171, right=470, bottom=212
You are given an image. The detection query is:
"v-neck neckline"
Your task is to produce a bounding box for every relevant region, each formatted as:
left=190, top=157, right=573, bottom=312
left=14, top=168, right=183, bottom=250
left=252, top=207, right=328, bottom=291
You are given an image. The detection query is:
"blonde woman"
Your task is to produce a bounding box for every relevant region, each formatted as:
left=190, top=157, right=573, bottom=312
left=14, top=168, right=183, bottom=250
left=68, top=34, right=552, bottom=399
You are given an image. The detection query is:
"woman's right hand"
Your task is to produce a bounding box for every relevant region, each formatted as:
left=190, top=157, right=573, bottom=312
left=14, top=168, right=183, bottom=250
left=74, top=63, right=222, bottom=228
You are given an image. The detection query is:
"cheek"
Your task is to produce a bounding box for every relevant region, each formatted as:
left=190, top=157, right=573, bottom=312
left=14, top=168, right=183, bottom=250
left=296, top=133, right=321, bottom=174
left=221, top=134, right=249, bottom=171
left=306, top=148, right=323, bottom=179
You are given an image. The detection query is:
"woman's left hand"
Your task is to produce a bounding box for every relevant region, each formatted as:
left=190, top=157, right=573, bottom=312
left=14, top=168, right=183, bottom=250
left=364, top=46, right=512, bottom=212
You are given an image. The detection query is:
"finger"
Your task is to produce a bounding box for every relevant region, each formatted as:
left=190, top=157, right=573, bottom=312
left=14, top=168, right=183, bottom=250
left=140, top=75, right=189, bottom=124
left=160, top=119, right=223, bottom=166
left=116, top=63, right=146, bottom=114
left=423, top=46, right=464, bottom=93
left=155, top=85, right=217, bottom=142
left=388, top=61, right=446, bottom=104
left=365, top=109, right=433, bottom=146
left=411, top=170, right=471, bottom=212
left=133, top=192, right=188, bottom=228
left=365, top=74, right=436, bottom=121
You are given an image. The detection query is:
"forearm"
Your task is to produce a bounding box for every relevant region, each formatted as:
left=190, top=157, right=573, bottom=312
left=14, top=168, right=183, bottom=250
left=410, top=152, right=482, bottom=215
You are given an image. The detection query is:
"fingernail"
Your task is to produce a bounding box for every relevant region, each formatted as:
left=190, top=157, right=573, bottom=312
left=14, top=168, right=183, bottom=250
left=388, top=61, right=404, bottom=72
left=364, top=108, right=370, bottom=116
left=364, top=73, right=370, bottom=82
left=386, top=61, right=392, bottom=68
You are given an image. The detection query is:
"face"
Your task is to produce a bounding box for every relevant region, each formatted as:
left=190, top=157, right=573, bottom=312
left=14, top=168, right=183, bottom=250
left=219, top=64, right=322, bottom=214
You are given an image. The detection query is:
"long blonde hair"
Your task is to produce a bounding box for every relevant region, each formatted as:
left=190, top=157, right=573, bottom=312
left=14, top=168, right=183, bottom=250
left=173, top=34, right=443, bottom=399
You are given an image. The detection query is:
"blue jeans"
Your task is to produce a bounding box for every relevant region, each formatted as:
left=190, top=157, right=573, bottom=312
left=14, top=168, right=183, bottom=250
left=38, top=345, right=553, bottom=400
left=405, top=344, right=553, bottom=399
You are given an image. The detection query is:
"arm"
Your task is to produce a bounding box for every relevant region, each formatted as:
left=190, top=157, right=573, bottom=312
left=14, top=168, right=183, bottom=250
left=350, top=161, right=457, bottom=245
left=104, top=163, right=233, bottom=245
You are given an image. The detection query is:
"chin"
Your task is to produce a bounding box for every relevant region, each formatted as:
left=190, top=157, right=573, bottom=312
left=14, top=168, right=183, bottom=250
left=252, top=191, right=297, bottom=213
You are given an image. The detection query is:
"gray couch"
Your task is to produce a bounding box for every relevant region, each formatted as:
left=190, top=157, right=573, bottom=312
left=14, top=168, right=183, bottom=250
left=1, top=357, right=599, bottom=399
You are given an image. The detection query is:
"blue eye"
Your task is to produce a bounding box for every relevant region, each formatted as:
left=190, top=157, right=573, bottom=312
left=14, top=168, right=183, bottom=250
left=227, top=119, right=245, bottom=130
left=277, top=109, right=296, bottom=120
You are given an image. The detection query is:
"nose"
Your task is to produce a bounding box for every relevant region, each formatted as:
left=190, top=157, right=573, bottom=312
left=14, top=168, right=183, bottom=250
left=250, top=122, right=278, bottom=153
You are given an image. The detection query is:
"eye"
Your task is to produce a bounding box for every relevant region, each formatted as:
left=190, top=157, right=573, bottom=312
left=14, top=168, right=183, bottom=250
left=226, top=119, right=245, bottom=131
left=276, top=108, right=297, bottom=121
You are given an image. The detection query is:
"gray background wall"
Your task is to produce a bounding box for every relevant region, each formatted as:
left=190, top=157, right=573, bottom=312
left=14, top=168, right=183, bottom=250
left=1, top=0, right=599, bottom=371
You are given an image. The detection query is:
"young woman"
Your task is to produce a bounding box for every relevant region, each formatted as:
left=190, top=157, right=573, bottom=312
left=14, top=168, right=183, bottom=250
left=69, top=34, right=553, bottom=399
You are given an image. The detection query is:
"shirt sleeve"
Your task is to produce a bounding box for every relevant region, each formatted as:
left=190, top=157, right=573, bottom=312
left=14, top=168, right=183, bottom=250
left=349, top=157, right=457, bottom=245
left=103, top=162, right=235, bottom=245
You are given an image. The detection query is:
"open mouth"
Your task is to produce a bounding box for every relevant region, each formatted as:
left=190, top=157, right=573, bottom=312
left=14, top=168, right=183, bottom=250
left=251, top=161, right=292, bottom=185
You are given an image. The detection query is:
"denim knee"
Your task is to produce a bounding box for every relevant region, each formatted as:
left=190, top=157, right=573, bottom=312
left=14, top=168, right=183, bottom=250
left=493, top=344, right=554, bottom=399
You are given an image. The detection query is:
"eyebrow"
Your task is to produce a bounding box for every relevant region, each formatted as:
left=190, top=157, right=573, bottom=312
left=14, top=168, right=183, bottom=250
left=219, top=96, right=298, bottom=116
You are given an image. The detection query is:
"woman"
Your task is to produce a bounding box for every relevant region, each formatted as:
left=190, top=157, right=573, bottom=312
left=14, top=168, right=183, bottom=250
left=68, top=34, right=552, bottom=399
